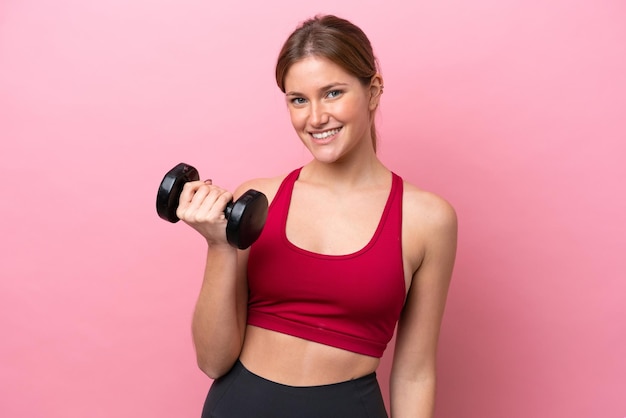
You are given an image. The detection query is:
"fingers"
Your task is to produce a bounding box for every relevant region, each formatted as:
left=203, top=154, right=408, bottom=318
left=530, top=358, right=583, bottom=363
left=176, top=181, right=233, bottom=225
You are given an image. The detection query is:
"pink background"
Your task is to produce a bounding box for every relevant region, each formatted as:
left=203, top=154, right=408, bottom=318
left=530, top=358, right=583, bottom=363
left=1, top=1, right=624, bottom=417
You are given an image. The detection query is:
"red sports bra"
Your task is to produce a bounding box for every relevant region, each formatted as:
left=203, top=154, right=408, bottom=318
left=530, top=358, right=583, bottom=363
left=246, top=168, right=406, bottom=358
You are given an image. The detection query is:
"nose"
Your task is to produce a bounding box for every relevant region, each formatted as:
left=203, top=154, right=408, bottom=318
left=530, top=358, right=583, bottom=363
left=309, top=101, right=329, bottom=127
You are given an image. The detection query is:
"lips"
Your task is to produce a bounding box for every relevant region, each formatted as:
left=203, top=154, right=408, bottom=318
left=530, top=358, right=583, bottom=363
left=310, top=128, right=341, bottom=140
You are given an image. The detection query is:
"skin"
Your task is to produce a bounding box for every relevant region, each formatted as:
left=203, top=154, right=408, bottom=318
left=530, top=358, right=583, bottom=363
left=177, top=56, right=457, bottom=417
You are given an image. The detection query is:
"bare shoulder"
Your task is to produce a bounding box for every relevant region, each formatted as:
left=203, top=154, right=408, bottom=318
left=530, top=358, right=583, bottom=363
left=402, top=181, right=457, bottom=233
left=401, top=180, right=458, bottom=278
left=233, top=174, right=289, bottom=204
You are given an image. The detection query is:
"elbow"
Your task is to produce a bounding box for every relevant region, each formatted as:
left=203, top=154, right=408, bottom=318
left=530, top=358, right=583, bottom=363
left=192, top=332, right=244, bottom=379
left=196, top=355, right=236, bottom=380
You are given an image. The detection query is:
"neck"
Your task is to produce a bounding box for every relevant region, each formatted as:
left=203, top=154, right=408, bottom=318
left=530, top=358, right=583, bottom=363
left=301, top=154, right=389, bottom=190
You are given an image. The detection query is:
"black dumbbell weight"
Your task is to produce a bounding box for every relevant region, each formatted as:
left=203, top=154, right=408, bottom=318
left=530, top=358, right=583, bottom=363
left=156, top=163, right=268, bottom=249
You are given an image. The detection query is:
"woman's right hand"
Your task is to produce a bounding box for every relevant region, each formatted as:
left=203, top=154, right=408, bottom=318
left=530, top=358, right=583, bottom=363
left=176, top=180, right=234, bottom=247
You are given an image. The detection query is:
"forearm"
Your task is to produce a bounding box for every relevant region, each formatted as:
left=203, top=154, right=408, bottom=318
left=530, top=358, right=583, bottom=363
left=191, top=245, right=247, bottom=379
left=390, top=374, right=436, bottom=418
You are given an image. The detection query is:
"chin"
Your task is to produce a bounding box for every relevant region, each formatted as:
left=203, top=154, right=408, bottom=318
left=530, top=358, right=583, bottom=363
left=312, top=150, right=345, bottom=164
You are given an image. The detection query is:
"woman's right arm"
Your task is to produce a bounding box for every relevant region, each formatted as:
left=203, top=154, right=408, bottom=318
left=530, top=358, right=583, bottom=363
left=177, top=180, right=249, bottom=379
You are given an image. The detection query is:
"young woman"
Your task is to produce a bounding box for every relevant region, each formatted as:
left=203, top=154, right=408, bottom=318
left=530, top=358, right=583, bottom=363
left=176, top=14, right=457, bottom=418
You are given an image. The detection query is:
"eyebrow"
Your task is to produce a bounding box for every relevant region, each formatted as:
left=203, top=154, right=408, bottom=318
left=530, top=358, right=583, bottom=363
left=285, top=82, right=350, bottom=96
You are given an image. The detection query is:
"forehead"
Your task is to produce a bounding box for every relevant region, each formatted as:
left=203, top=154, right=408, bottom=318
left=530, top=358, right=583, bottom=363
left=283, top=56, right=359, bottom=92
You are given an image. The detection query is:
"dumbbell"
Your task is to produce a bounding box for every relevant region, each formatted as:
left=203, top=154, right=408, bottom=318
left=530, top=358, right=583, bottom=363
left=156, top=163, right=268, bottom=249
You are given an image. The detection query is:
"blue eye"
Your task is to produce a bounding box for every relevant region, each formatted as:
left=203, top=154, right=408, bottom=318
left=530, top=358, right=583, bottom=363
left=291, top=97, right=307, bottom=105
left=327, top=90, right=342, bottom=98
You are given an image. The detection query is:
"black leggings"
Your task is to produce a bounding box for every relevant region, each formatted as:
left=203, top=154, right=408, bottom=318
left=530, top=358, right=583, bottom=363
left=201, top=360, right=388, bottom=418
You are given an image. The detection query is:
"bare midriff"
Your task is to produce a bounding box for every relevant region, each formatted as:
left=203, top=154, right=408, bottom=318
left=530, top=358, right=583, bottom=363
left=239, top=325, right=380, bottom=386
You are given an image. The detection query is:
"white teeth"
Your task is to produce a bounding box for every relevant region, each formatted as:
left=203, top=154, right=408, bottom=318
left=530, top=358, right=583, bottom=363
left=312, top=128, right=340, bottom=139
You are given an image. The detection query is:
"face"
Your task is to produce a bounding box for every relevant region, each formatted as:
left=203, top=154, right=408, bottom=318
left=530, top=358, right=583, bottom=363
left=283, top=56, right=381, bottom=164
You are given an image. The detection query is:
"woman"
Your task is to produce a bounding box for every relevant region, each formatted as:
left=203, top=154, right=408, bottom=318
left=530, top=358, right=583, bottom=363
left=177, top=14, right=457, bottom=418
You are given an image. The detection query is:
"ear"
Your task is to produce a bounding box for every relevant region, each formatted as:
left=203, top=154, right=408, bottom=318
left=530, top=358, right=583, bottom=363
left=369, top=73, right=384, bottom=111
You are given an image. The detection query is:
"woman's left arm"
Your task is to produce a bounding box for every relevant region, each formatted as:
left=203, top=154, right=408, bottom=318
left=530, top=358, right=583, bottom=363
left=390, top=193, right=458, bottom=418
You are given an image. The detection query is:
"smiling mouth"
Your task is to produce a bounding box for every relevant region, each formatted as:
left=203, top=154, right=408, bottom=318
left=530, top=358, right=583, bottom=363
left=311, top=128, right=341, bottom=139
